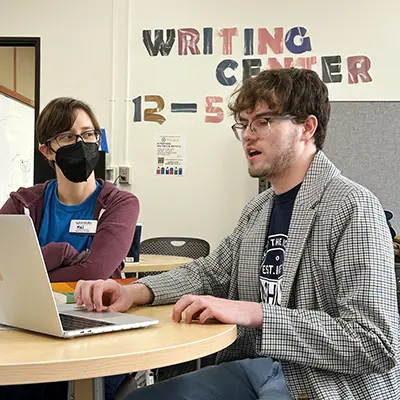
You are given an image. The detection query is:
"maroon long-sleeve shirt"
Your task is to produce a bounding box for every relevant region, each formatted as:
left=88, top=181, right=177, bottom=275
left=0, top=179, right=139, bottom=282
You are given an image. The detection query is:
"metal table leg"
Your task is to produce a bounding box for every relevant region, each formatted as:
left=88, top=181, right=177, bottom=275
left=67, top=381, right=75, bottom=400
left=92, top=377, right=105, bottom=400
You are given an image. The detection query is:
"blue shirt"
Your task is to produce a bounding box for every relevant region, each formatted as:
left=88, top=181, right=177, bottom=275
left=38, top=180, right=102, bottom=252
left=259, top=183, right=301, bottom=306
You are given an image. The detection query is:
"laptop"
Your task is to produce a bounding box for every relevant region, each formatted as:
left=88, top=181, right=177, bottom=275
left=0, top=215, right=159, bottom=338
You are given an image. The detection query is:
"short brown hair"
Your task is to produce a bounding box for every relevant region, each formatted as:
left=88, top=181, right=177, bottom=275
left=36, top=97, right=101, bottom=144
left=228, top=68, right=331, bottom=150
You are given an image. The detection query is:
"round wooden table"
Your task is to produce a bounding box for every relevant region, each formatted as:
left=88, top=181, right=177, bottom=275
left=124, top=254, right=193, bottom=273
left=0, top=305, right=236, bottom=393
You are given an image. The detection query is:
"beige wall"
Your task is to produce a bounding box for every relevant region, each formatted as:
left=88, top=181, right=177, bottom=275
left=0, top=46, right=35, bottom=102
left=16, top=47, right=35, bottom=100
left=0, top=0, right=256, bottom=250
left=0, top=48, right=14, bottom=89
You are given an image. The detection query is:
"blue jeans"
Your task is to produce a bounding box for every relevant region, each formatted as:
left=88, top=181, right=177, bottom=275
left=125, top=357, right=292, bottom=400
left=105, top=373, right=129, bottom=399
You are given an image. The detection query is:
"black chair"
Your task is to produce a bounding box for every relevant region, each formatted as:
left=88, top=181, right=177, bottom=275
left=138, top=237, right=210, bottom=278
left=140, top=236, right=210, bottom=257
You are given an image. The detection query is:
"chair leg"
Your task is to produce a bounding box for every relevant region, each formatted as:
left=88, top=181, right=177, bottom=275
left=196, top=358, right=201, bottom=370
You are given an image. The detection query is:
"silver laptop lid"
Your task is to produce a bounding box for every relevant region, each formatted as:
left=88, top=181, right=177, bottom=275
left=0, top=215, right=64, bottom=337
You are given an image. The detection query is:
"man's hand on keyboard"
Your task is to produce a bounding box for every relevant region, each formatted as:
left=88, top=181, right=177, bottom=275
left=74, top=279, right=154, bottom=312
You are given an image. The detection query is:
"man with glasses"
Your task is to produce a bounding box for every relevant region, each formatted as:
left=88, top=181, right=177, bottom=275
left=75, top=69, right=399, bottom=399
left=0, top=97, right=139, bottom=399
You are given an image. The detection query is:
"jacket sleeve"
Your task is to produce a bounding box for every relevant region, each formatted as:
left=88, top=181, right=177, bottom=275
left=0, top=195, right=89, bottom=273
left=257, top=189, right=398, bottom=375
left=49, top=193, right=139, bottom=282
left=137, top=202, right=253, bottom=305
left=41, top=242, right=81, bottom=272
left=0, top=197, right=21, bottom=214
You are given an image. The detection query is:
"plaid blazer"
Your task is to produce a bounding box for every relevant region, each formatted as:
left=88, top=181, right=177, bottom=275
left=140, top=151, right=400, bottom=399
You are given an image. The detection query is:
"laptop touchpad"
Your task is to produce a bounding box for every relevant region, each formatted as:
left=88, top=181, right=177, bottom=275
left=61, top=306, right=125, bottom=320
left=58, top=304, right=158, bottom=325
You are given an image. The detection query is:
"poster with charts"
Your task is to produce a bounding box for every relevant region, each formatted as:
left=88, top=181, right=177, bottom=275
left=155, top=134, right=185, bottom=176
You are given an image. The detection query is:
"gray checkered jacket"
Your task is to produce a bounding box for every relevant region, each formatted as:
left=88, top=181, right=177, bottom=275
left=140, top=151, right=400, bottom=399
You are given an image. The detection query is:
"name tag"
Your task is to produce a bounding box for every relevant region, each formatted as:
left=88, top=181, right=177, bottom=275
left=69, top=220, right=98, bottom=234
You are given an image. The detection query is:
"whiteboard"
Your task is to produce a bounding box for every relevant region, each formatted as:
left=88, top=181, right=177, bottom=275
left=0, top=93, right=34, bottom=207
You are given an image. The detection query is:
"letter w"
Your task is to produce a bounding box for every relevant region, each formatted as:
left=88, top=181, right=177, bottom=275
left=143, top=29, right=176, bottom=56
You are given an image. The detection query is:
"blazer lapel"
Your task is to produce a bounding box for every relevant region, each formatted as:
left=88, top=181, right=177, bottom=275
left=280, top=151, right=341, bottom=307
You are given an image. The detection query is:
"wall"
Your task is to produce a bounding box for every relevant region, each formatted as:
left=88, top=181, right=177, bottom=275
left=0, top=48, right=13, bottom=89
left=0, top=0, right=257, bottom=249
left=325, top=102, right=400, bottom=233
left=1, top=0, right=396, bottom=248
left=121, top=0, right=257, bottom=248
left=0, top=46, right=35, bottom=102
left=127, top=0, right=397, bottom=101
left=110, top=0, right=399, bottom=248
left=0, top=0, right=113, bottom=129
left=16, top=47, right=35, bottom=100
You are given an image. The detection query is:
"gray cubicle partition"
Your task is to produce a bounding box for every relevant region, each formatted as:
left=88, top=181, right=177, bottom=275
left=325, top=102, right=400, bottom=233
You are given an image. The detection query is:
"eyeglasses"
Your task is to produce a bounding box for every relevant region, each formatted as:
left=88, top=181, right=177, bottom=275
left=47, top=129, right=101, bottom=147
left=231, top=116, right=296, bottom=142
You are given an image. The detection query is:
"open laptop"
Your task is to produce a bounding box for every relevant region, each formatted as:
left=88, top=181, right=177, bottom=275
left=0, top=215, right=159, bottom=338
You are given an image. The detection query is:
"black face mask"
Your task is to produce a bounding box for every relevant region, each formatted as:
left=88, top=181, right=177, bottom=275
left=55, top=141, right=100, bottom=183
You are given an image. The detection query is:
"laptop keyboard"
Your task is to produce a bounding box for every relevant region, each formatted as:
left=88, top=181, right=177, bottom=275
left=59, top=313, right=115, bottom=331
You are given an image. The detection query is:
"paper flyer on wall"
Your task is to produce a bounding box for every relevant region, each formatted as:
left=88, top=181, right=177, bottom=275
left=155, top=134, right=186, bottom=176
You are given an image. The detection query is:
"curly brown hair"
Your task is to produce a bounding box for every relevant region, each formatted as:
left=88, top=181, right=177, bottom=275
left=228, top=68, right=331, bottom=150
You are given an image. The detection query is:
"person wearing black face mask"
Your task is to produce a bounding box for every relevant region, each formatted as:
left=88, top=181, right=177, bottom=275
left=51, top=131, right=101, bottom=183
left=0, top=97, right=139, bottom=400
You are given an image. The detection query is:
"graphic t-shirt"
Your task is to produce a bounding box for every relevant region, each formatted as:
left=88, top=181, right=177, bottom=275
left=260, top=183, right=301, bottom=305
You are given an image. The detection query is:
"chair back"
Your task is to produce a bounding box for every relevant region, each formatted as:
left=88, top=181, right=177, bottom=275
left=140, top=237, right=210, bottom=259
